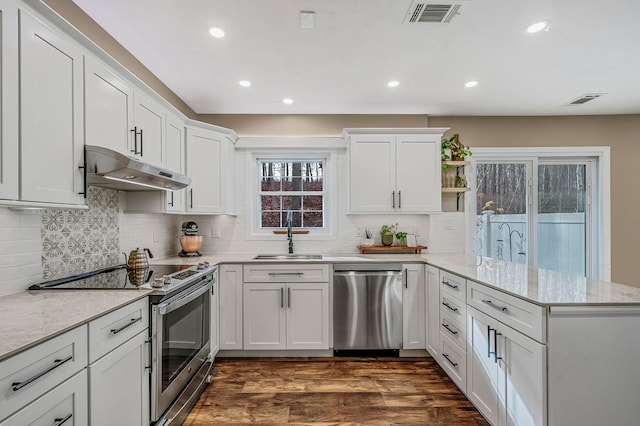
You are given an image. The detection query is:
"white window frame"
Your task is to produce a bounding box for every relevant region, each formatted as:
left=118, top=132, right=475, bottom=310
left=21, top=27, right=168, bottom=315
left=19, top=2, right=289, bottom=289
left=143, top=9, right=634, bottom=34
left=239, top=137, right=342, bottom=241
left=467, top=146, right=610, bottom=280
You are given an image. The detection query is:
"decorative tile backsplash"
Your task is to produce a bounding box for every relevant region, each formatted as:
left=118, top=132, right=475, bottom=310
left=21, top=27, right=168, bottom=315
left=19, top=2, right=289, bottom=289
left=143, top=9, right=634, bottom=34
left=42, top=187, right=121, bottom=280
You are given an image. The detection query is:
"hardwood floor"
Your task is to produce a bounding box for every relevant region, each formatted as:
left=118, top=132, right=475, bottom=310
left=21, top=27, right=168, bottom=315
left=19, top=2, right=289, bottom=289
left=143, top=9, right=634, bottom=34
left=184, top=357, right=489, bottom=425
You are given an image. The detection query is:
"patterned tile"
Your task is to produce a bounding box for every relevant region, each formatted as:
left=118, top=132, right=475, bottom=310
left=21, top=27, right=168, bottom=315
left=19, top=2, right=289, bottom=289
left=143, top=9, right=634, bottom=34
left=41, top=187, right=121, bottom=280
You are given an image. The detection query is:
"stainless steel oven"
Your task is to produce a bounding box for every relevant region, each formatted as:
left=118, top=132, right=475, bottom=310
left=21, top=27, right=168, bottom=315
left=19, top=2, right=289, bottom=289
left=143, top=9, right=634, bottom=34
left=150, top=267, right=215, bottom=425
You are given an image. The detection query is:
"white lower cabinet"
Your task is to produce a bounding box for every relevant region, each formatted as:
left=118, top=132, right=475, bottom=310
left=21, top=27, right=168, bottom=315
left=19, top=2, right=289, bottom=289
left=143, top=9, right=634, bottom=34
left=467, top=306, right=545, bottom=426
left=402, top=264, right=425, bottom=349
left=219, top=264, right=244, bottom=350
left=425, top=265, right=440, bottom=358
left=88, top=331, right=149, bottom=426
left=243, top=282, right=329, bottom=350
left=0, top=369, right=88, bottom=426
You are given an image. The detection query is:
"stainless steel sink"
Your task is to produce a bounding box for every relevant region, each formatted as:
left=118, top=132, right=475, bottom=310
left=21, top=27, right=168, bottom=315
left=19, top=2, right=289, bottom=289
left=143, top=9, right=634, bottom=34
left=253, top=254, right=323, bottom=260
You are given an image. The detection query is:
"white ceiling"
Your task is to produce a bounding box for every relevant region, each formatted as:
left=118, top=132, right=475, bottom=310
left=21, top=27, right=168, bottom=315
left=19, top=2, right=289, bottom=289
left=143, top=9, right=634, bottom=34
left=71, top=0, right=640, bottom=116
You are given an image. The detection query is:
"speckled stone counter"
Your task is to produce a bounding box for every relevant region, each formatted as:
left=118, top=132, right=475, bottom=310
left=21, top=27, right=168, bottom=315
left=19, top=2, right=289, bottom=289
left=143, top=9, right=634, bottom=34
left=0, top=290, right=152, bottom=361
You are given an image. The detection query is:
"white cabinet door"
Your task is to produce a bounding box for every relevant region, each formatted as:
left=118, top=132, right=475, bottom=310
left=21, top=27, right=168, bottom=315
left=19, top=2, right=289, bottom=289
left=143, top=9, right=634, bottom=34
left=395, top=135, right=441, bottom=212
left=0, top=370, right=87, bottom=426
left=219, top=264, right=243, bottom=349
left=19, top=11, right=84, bottom=205
left=164, top=113, right=186, bottom=212
left=402, top=264, right=426, bottom=349
left=286, top=282, right=329, bottom=350
left=0, top=1, right=18, bottom=200
left=133, top=91, right=165, bottom=167
left=243, top=283, right=286, bottom=350
left=467, top=306, right=500, bottom=425
left=348, top=134, right=395, bottom=212
left=89, top=330, right=149, bottom=426
left=186, top=127, right=225, bottom=213
left=84, top=56, right=134, bottom=155
left=211, top=274, right=220, bottom=357
left=425, top=265, right=440, bottom=358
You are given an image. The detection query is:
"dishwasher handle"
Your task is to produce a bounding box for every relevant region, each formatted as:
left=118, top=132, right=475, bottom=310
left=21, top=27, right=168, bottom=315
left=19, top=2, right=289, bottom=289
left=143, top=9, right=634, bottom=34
left=334, top=271, right=402, bottom=278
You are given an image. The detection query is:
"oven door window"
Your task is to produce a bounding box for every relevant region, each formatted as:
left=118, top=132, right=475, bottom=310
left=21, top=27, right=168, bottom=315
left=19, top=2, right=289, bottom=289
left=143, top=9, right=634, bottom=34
left=161, top=291, right=210, bottom=391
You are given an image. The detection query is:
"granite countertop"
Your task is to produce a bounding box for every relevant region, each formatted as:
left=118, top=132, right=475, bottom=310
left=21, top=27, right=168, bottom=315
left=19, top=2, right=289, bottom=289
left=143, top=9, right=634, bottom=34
left=157, top=252, right=640, bottom=306
left=0, top=289, right=152, bottom=361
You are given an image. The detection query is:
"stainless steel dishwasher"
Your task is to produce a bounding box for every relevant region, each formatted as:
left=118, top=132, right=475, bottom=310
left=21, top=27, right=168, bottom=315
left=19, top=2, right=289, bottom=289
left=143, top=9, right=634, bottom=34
left=333, top=263, right=403, bottom=353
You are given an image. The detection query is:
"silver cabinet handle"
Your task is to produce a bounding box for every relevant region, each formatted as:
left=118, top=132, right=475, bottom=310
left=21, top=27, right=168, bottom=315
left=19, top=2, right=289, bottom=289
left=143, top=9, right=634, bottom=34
left=189, top=189, right=193, bottom=209
left=12, top=356, right=73, bottom=391
left=287, top=287, right=291, bottom=308
left=268, top=272, right=304, bottom=276
left=442, top=301, right=459, bottom=313
left=139, top=128, right=144, bottom=156
left=392, top=190, right=395, bottom=208
left=398, top=190, right=402, bottom=208
left=169, top=191, right=174, bottom=207
left=442, top=353, right=458, bottom=368
left=482, top=299, right=508, bottom=312
left=110, top=317, right=142, bottom=335
left=403, top=268, right=408, bottom=288
left=442, top=323, right=458, bottom=336
left=442, top=280, right=459, bottom=290
left=54, top=414, right=73, bottom=426
left=280, top=288, right=284, bottom=308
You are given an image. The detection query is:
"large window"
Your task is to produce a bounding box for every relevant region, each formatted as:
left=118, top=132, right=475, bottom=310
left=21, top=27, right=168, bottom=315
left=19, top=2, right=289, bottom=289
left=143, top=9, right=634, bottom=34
left=471, top=148, right=609, bottom=280
left=258, top=159, right=325, bottom=229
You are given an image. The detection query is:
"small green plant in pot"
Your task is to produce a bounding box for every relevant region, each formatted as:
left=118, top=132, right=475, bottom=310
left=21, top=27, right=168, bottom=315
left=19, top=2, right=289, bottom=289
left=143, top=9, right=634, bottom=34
left=395, top=231, right=408, bottom=246
left=442, top=134, right=472, bottom=168
left=380, top=224, right=396, bottom=246
left=361, top=228, right=375, bottom=246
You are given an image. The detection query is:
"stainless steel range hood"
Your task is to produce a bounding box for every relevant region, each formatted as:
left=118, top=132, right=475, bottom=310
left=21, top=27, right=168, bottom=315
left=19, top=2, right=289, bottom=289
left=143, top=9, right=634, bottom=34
left=85, top=145, right=191, bottom=191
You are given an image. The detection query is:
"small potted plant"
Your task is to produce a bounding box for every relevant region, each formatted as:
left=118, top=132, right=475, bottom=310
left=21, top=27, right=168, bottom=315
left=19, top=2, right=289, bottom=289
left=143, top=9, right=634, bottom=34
left=442, top=134, right=472, bottom=167
left=361, top=228, right=375, bottom=246
left=395, top=230, right=408, bottom=246
left=380, top=224, right=396, bottom=246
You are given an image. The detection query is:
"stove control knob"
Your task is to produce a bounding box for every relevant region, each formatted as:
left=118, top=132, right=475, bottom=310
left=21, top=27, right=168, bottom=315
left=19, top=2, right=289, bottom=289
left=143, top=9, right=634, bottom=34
left=197, top=262, right=205, bottom=270
left=152, top=278, right=164, bottom=288
left=203, top=261, right=210, bottom=268
left=162, top=275, right=172, bottom=284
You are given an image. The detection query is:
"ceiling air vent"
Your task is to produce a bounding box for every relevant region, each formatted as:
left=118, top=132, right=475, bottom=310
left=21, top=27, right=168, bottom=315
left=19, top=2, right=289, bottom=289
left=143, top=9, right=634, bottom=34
left=404, top=1, right=470, bottom=24
left=565, top=93, right=606, bottom=106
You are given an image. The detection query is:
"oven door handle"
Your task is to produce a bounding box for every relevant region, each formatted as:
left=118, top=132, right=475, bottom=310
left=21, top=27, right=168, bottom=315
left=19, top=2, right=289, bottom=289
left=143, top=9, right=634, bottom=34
left=158, top=281, right=211, bottom=315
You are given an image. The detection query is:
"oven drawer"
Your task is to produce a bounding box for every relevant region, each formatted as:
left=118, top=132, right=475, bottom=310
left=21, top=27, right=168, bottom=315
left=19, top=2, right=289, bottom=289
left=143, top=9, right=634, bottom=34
left=243, top=264, right=329, bottom=283
left=0, top=325, right=87, bottom=421
left=467, top=280, right=546, bottom=343
left=440, top=293, right=466, bottom=325
left=440, top=271, right=466, bottom=302
left=89, top=298, right=148, bottom=363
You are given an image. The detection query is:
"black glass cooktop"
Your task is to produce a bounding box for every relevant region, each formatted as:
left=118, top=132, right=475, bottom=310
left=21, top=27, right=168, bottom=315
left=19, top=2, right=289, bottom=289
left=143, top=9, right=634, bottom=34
left=29, top=264, right=194, bottom=290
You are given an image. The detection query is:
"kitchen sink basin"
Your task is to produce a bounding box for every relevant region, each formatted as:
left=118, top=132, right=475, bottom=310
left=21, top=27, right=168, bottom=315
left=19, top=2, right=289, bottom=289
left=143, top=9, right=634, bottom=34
left=253, top=254, right=323, bottom=260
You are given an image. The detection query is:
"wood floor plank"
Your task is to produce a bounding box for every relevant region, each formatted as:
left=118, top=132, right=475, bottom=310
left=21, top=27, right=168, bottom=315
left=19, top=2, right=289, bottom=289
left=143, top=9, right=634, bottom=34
left=184, top=357, right=489, bottom=425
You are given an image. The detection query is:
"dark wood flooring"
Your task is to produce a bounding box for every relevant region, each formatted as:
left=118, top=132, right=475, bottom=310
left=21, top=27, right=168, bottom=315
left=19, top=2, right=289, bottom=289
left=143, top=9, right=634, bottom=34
left=184, top=357, right=489, bottom=425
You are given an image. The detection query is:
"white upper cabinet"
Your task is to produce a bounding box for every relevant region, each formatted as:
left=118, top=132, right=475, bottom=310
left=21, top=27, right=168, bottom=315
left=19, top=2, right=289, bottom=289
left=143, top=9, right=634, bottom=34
left=132, top=91, right=165, bottom=167
left=0, top=1, right=19, bottom=200
left=84, top=56, right=134, bottom=156
left=345, top=128, right=446, bottom=213
left=185, top=124, right=236, bottom=214
left=19, top=10, right=85, bottom=205
left=164, top=112, right=186, bottom=212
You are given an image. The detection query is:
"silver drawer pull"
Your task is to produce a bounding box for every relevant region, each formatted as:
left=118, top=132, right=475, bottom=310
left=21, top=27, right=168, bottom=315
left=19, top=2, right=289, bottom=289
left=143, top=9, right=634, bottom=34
left=268, top=272, right=304, bottom=276
left=54, top=414, right=73, bottom=426
left=12, top=355, right=73, bottom=391
left=442, top=353, right=458, bottom=368
left=482, top=299, right=508, bottom=312
left=442, top=280, right=459, bottom=290
left=110, top=317, right=142, bottom=335
left=442, top=302, right=459, bottom=313
left=442, top=323, right=459, bottom=336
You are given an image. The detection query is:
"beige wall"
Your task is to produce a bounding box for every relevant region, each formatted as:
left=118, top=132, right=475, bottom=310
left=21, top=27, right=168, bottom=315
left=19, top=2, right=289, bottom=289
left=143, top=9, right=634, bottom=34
left=43, top=0, right=197, bottom=119
left=429, top=115, right=640, bottom=285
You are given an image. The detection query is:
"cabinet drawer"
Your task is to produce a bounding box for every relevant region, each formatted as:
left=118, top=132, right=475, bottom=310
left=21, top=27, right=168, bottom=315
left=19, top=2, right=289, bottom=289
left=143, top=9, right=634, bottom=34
left=440, top=293, right=466, bottom=325
left=439, top=271, right=466, bottom=302
left=88, top=298, right=148, bottom=363
left=0, top=326, right=87, bottom=421
left=467, top=280, right=546, bottom=343
left=243, top=264, right=329, bottom=283
left=439, top=310, right=466, bottom=351
left=0, top=369, right=87, bottom=426
left=439, top=333, right=467, bottom=392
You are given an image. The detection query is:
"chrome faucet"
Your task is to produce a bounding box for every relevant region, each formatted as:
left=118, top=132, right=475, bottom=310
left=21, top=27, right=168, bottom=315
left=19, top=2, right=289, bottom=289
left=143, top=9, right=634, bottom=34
left=286, top=211, right=294, bottom=254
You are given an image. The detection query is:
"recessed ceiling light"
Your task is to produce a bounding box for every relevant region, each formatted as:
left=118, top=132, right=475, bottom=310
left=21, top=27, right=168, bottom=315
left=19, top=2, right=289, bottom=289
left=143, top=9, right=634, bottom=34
left=526, top=20, right=549, bottom=34
left=238, top=80, right=251, bottom=87
left=283, top=98, right=294, bottom=105
left=387, top=80, right=400, bottom=88
left=464, top=81, right=478, bottom=88
left=208, top=27, right=225, bottom=38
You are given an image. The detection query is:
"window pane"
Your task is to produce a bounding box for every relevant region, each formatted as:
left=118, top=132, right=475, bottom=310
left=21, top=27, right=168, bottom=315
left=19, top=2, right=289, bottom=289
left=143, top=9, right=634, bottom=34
left=282, top=196, right=302, bottom=210
left=303, top=196, right=323, bottom=211
left=261, top=211, right=281, bottom=227
left=261, top=195, right=281, bottom=210
left=282, top=211, right=301, bottom=227
left=282, top=177, right=302, bottom=192
left=476, top=163, right=528, bottom=263
left=538, top=164, right=586, bottom=276
left=261, top=178, right=280, bottom=191
left=303, top=211, right=323, bottom=227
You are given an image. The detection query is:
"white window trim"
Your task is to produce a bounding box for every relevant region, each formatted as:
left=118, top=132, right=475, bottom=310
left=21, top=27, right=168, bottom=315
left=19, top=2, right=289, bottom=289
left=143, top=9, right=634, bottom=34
left=242, top=139, right=341, bottom=241
left=466, top=146, right=611, bottom=281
